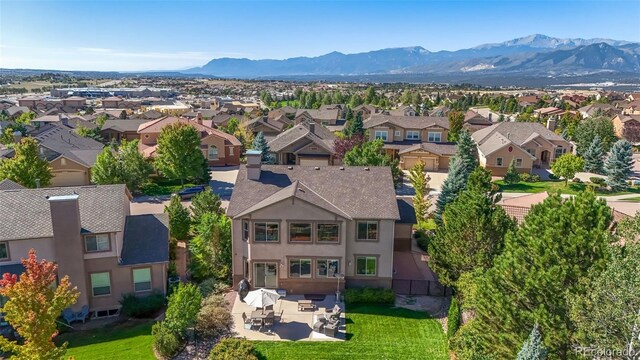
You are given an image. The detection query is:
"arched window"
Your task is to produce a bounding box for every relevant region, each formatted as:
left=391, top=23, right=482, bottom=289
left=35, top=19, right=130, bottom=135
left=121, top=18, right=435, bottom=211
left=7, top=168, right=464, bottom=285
left=208, top=145, right=218, bottom=160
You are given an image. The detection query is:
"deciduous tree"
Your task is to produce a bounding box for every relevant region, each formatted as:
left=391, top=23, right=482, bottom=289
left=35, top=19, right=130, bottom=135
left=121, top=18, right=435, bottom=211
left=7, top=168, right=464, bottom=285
left=448, top=111, right=465, bottom=142
left=155, top=122, right=207, bottom=185
left=604, top=139, right=634, bottom=191
left=0, top=137, right=52, bottom=188
left=189, top=213, right=232, bottom=282
left=551, top=153, right=584, bottom=186
left=0, top=249, right=79, bottom=359
left=333, top=134, right=365, bottom=160
left=343, top=139, right=402, bottom=186
left=574, top=115, right=617, bottom=155
left=408, top=160, right=431, bottom=223
left=190, top=190, right=223, bottom=225
left=165, top=194, right=191, bottom=242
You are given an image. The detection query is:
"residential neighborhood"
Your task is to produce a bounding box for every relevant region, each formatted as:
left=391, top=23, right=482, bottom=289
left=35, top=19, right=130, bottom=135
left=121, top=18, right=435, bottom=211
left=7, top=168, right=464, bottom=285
left=1, top=1, right=639, bottom=359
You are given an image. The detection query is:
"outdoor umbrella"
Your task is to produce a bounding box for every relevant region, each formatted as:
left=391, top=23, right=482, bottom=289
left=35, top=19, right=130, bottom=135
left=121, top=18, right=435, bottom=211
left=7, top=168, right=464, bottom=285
left=243, top=288, right=281, bottom=308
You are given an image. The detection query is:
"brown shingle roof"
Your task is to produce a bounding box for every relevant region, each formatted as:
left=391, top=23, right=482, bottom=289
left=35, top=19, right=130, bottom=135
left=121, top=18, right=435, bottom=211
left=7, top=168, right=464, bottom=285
left=138, top=116, right=241, bottom=146
left=228, top=165, right=399, bottom=220
left=364, top=114, right=450, bottom=130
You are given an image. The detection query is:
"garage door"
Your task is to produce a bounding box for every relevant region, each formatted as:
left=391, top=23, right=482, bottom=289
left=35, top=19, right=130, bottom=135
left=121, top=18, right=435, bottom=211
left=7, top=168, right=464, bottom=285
left=403, top=157, right=436, bottom=171
left=51, top=171, right=87, bottom=187
left=299, top=158, right=329, bottom=166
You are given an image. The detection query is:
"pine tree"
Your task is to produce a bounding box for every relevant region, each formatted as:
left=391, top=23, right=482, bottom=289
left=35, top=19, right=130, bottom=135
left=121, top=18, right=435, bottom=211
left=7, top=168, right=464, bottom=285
left=516, top=324, right=549, bottom=360
left=455, top=130, right=477, bottom=178
left=582, top=135, right=605, bottom=174
left=435, top=156, right=466, bottom=222
left=345, top=114, right=364, bottom=137
left=164, top=194, right=191, bottom=241
left=604, top=139, right=634, bottom=191
left=473, top=191, right=612, bottom=358
left=504, top=159, right=520, bottom=184
left=252, top=131, right=275, bottom=164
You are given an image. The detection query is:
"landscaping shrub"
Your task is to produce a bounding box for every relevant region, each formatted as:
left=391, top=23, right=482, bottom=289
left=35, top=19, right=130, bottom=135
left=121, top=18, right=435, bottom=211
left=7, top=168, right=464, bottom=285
left=344, top=288, right=395, bottom=305
left=590, top=177, right=606, bottom=186
left=202, top=294, right=229, bottom=308
left=518, top=173, right=531, bottom=182
left=414, top=228, right=433, bottom=253
left=447, top=297, right=461, bottom=339
left=209, top=338, right=258, bottom=360
left=199, top=278, right=230, bottom=298
left=196, top=304, right=233, bottom=337
left=530, top=174, right=540, bottom=182
left=164, top=283, right=203, bottom=337
left=152, top=322, right=182, bottom=358
left=120, top=292, right=165, bottom=318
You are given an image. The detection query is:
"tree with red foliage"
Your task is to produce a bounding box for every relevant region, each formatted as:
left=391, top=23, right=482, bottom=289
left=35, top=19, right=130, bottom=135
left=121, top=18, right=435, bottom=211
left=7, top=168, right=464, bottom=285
left=0, top=249, right=79, bottom=359
left=333, top=134, right=365, bottom=161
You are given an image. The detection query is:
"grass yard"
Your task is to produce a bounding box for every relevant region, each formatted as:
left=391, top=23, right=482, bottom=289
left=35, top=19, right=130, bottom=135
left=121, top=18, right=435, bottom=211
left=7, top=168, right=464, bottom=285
left=57, top=320, right=155, bottom=360
left=253, top=305, right=448, bottom=360
left=620, top=196, right=640, bottom=202
left=495, top=180, right=640, bottom=196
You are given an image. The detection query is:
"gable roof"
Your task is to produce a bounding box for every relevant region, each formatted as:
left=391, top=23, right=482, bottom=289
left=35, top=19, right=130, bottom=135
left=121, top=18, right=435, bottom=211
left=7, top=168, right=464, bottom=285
left=120, top=214, right=170, bottom=265
left=294, top=109, right=340, bottom=121
left=101, top=119, right=150, bottom=132
left=398, top=142, right=457, bottom=156
left=471, top=122, right=566, bottom=157
left=364, top=114, right=449, bottom=130
left=0, top=184, right=129, bottom=241
left=0, top=179, right=25, bottom=190
left=228, top=165, right=399, bottom=220
left=137, top=116, right=241, bottom=145
left=268, top=121, right=336, bottom=153
left=243, top=116, right=286, bottom=132
left=396, top=197, right=417, bottom=224
left=33, top=124, right=104, bottom=167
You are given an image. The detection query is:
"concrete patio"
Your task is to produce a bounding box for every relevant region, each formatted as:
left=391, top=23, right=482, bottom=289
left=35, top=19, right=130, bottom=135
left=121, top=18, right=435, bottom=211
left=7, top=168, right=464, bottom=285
left=231, top=293, right=346, bottom=341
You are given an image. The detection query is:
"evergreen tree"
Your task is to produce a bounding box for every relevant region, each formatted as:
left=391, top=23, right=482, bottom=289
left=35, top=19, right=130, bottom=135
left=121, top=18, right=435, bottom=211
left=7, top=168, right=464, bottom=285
left=0, top=137, right=52, bottom=188
left=516, top=324, right=549, bottom=360
left=473, top=191, right=612, bottom=358
left=582, top=135, right=604, bottom=174
left=430, top=168, right=515, bottom=285
left=345, top=114, right=364, bottom=137
left=604, top=139, right=634, bottom=191
left=455, top=130, right=477, bottom=178
left=447, top=298, right=462, bottom=339
left=503, top=159, right=520, bottom=184
left=574, top=115, right=617, bottom=155
left=448, top=111, right=465, bottom=142
left=435, top=156, right=466, bottom=222
left=252, top=131, right=275, bottom=164
left=164, top=194, right=191, bottom=242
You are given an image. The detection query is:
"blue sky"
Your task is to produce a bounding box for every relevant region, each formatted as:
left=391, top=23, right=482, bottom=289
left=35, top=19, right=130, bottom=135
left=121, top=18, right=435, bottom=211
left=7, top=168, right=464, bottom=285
left=1, top=0, right=639, bottom=71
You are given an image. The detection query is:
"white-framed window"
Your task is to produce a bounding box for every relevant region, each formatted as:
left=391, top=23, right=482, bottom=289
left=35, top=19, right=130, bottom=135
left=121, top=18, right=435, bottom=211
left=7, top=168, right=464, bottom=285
left=427, top=132, right=442, bottom=142
left=317, top=259, right=339, bottom=277
left=133, top=268, right=152, bottom=292
left=554, top=147, right=566, bottom=158
left=91, top=272, right=111, bottom=296
left=496, top=157, right=504, bottom=166
left=229, top=146, right=234, bottom=156
left=254, top=222, right=279, bottom=242
left=242, top=220, right=249, bottom=241
left=85, top=234, right=110, bottom=253
left=317, top=223, right=339, bottom=243
left=0, top=242, right=8, bottom=260
left=374, top=130, right=388, bottom=141
left=356, top=256, right=377, bottom=276
left=394, top=130, right=401, bottom=137
left=208, top=145, right=218, bottom=160
left=406, top=130, right=420, bottom=140
left=515, top=158, right=523, bottom=167
left=289, top=223, right=312, bottom=242
left=289, top=259, right=311, bottom=278
left=357, top=221, right=378, bottom=241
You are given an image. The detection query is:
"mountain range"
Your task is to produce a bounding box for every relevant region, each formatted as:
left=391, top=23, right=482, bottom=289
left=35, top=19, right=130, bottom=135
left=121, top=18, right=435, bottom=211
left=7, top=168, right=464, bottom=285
left=185, top=34, right=640, bottom=79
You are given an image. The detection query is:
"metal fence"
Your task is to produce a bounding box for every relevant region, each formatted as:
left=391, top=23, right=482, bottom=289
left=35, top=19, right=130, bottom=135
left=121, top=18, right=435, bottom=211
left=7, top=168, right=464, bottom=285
left=392, top=279, right=452, bottom=297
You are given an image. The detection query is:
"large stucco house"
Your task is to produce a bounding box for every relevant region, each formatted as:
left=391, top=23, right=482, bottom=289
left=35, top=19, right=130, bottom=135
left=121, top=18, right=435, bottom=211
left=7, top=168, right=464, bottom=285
left=0, top=184, right=169, bottom=317
left=227, top=152, right=400, bottom=294
left=471, top=122, right=572, bottom=176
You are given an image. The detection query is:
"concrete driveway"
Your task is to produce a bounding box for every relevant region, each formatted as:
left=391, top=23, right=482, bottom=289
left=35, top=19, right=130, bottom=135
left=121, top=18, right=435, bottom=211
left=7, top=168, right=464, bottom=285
left=130, top=166, right=240, bottom=216
left=396, top=170, right=448, bottom=196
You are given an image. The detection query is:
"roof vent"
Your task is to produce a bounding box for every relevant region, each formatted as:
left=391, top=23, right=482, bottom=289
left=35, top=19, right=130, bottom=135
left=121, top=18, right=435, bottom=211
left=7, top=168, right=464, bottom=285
left=364, top=167, right=370, bottom=171
left=287, top=166, right=293, bottom=170
left=339, top=166, right=345, bottom=170
left=314, top=166, right=320, bottom=170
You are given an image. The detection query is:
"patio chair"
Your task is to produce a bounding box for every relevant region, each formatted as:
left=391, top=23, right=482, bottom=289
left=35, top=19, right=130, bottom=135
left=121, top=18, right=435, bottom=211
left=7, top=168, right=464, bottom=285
left=275, top=310, right=284, bottom=323
left=263, top=317, right=274, bottom=333
left=242, top=312, right=252, bottom=330
left=76, top=305, right=89, bottom=324
left=264, top=304, right=274, bottom=311
left=62, top=308, right=75, bottom=325
left=251, top=316, right=263, bottom=331
left=329, top=305, right=342, bottom=321
left=324, top=321, right=338, bottom=337
left=313, top=320, right=325, bottom=333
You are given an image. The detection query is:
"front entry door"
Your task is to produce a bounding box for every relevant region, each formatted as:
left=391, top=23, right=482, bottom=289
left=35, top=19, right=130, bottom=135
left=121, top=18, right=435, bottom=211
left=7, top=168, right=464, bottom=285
left=254, top=263, right=278, bottom=289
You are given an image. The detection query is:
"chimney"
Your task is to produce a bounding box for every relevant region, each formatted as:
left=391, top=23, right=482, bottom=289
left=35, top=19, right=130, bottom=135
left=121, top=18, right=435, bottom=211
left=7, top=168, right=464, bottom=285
left=246, top=150, right=262, bottom=181
left=308, top=122, right=315, bottom=134
left=47, top=194, right=88, bottom=311
left=196, top=111, right=203, bottom=125
left=546, top=118, right=557, bottom=131
left=12, top=130, right=22, bottom=143
left=60, top=115, right=69, bottom=127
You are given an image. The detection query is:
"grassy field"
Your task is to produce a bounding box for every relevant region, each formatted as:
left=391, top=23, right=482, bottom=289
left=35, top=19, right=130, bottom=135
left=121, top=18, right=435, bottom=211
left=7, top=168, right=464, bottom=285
left=58, top=320, right=155, bottom=360
left=253, top=305, right=448, bottom=360
left=495, top=180, right=640, bottom=196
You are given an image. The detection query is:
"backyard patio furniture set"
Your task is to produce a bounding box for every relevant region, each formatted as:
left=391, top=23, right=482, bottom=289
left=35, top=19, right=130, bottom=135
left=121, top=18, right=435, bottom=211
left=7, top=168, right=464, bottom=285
left=313, top=304, right=342, bottom=338
left=62, top=305, right=90, bottom=325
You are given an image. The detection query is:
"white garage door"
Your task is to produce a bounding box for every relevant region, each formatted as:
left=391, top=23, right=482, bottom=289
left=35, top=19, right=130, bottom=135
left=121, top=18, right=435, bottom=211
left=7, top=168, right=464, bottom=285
left=299, top=158, right=329, bottom=167
left=51, top=171, right=86, bottom=187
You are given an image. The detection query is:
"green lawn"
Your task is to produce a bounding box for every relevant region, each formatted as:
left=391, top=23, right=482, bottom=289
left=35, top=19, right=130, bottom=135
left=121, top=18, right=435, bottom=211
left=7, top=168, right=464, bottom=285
left=58, top=320, right=155, bottom=360
left=253, top=305, right=448, bottom=360
left=495, top=180, right=640, bottom=196
left=620, top=196, right=640, bottom=202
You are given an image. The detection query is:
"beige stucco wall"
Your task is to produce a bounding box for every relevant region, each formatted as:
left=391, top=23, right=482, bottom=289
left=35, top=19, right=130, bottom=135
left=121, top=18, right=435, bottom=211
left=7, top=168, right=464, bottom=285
left=49, top=156, right=92, bottom=186
left=369, top=125, right=449, bottom=143
left=0, top=237, right=56, bottom=265
left=482, top=144, right=533, bottom=176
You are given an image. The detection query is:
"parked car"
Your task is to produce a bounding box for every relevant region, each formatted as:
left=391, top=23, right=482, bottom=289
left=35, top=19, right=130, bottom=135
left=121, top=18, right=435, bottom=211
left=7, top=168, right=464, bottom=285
left=177, top=185, right=206, bottom=200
